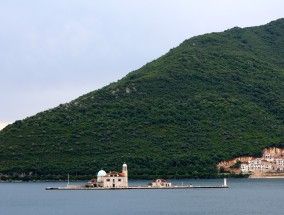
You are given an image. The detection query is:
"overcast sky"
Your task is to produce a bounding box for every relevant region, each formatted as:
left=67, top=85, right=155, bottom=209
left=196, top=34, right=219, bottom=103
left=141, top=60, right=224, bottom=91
left=0, top=0, right=284, bottom=130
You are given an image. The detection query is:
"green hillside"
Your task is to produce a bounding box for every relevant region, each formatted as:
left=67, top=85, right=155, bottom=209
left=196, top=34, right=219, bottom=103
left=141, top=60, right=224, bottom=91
left=0, top=19, right=283, bottom=180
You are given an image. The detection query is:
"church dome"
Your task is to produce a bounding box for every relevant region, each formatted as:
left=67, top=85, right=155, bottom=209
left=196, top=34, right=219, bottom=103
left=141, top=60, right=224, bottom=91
left=123, top=163, right=127, bottom=167
left=97, top=170, right=106, bottom=177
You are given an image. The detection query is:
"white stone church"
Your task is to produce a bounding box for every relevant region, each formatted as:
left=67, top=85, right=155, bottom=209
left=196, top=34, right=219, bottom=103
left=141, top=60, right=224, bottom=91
left=87, top=163, right=128, bottom=188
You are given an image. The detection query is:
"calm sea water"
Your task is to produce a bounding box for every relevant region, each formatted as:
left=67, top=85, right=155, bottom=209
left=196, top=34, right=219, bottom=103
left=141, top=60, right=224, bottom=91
left=1, top=178, right=284, bottom=215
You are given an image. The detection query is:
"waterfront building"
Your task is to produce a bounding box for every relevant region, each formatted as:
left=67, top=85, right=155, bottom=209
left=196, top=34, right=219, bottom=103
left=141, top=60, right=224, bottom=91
left=262, top=162, right=272, bottom=170
left=151, top=179, right=172, bottom=187
left=264, top=153, right=274, bottom=162
left=274, top=165, right=284, bottom=172
left=275, top=158, right=284, bottom=166
left=241, top=160, right=272, bottom=173
left=249, top=158, right=262, bottom=165
left=87, top=163, right=128, bottom=188
left=240, top=162, right=249, bottom=172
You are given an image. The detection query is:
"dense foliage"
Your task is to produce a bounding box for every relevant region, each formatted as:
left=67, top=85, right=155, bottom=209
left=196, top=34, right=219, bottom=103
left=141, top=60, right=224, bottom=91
left=0, top=19, right=283, bottom=180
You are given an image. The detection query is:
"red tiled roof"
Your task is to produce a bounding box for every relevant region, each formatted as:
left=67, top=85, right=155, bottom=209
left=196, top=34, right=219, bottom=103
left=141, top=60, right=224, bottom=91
left=104, top=171, right=125, bottom=177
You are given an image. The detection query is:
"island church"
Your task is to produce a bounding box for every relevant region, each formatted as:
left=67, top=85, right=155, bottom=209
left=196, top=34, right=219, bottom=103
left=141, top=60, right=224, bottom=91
left=87, top=163, right=128, bottom=188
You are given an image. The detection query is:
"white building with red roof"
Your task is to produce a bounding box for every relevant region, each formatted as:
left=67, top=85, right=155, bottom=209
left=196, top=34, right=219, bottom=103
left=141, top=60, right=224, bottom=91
left=151, top=179, right=172, bottom=188
left=88, top=163, right=128, bottom=188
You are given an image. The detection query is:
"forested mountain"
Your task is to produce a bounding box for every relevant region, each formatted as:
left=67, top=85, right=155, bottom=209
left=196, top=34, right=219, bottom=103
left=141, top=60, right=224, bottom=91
left=0, top=19, right=283, bottom=180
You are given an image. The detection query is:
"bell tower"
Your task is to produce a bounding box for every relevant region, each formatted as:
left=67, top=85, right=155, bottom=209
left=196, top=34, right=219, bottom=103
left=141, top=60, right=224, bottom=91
left=122, top=163, right=128, bottom=187
left=122, top=163, right=128, bottom=177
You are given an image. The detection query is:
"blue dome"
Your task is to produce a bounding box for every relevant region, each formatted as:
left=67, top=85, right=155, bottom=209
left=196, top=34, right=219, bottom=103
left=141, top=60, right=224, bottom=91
left=97, top=170, right=106, bottom=177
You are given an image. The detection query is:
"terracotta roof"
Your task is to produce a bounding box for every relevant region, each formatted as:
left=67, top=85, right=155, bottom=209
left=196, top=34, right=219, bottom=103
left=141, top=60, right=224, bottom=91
left=110, top=171, right=119, bottom=174
left=104, top=171, right=125, bottom=177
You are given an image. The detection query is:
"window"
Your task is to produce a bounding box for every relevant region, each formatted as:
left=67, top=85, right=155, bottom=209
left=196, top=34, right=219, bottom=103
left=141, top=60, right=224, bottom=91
left=118, top=179, right=121, bottom=182
left=106, top=179, right=110, bottom=182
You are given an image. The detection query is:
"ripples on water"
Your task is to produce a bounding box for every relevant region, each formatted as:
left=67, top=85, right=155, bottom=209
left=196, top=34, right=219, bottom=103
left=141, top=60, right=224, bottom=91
left=1, top=178, right=284, bottom=215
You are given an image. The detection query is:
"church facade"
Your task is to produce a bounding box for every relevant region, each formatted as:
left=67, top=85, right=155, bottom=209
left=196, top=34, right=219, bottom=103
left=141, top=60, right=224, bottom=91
left=87, top=163, right=128, bottom=188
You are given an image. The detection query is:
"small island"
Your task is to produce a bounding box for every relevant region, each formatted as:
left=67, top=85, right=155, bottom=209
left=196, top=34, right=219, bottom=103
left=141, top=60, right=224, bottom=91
left=46, top=163, right=228, bottom=190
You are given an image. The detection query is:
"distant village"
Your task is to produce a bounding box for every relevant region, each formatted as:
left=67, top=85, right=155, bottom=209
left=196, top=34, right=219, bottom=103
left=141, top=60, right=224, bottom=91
left=217, top=147, right=284, bottom=176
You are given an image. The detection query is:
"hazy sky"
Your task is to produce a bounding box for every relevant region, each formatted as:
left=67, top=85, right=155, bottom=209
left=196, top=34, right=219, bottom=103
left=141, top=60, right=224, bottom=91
left=1, top=0, right=284, bottom=130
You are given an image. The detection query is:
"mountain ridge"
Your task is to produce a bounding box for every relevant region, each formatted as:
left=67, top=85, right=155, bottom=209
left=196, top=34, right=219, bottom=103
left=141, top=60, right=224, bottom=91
left=0, top=19, right=283, bottom=180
